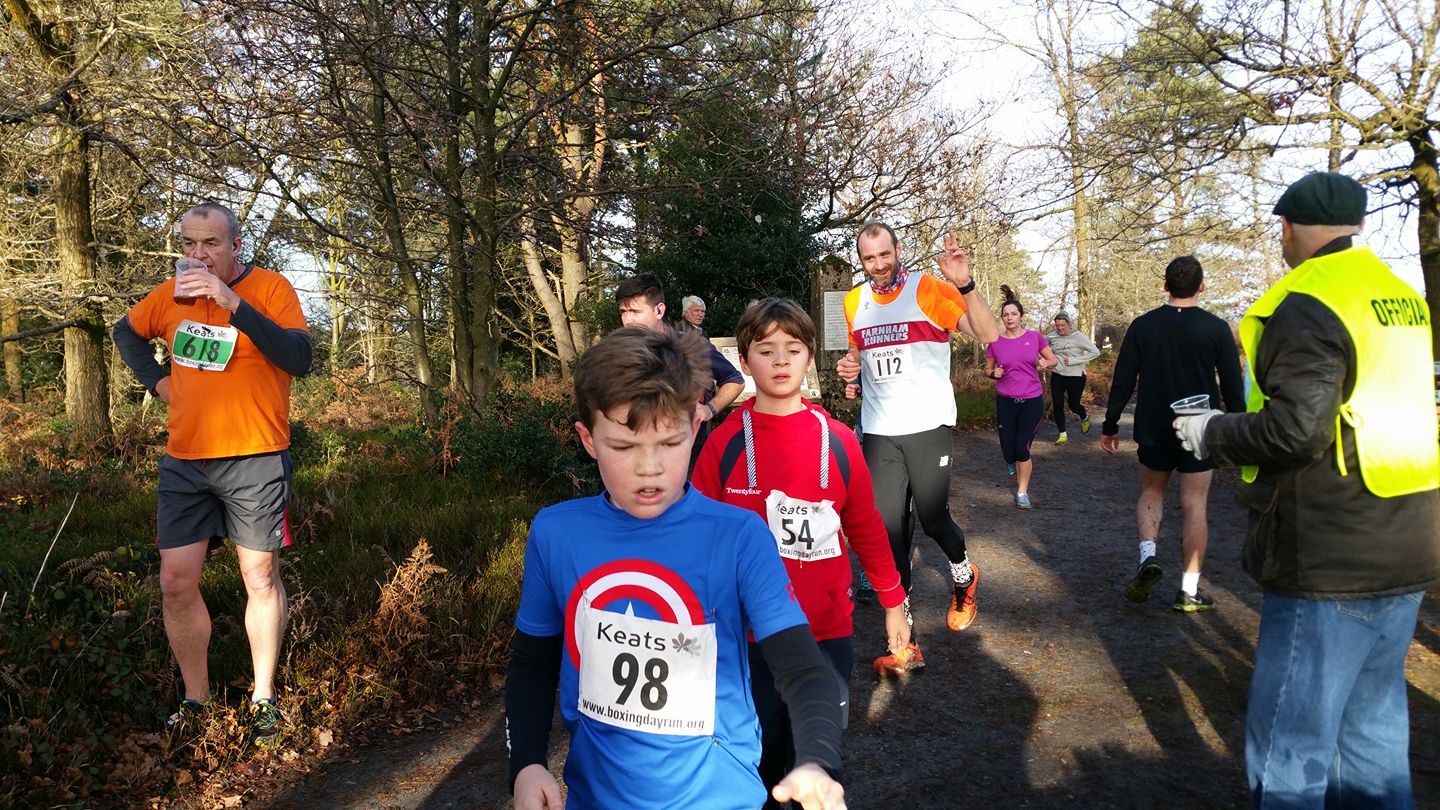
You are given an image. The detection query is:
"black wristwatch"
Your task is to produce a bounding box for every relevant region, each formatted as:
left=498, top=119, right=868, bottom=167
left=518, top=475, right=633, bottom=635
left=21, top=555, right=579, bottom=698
left=956, top=278, right=976, bottom=294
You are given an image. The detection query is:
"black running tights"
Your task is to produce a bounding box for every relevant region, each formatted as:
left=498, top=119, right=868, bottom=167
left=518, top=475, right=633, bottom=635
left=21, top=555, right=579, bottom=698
left=1050, top=373, right=1088, bottom=432
left=861, top=426, right=968, bottom=594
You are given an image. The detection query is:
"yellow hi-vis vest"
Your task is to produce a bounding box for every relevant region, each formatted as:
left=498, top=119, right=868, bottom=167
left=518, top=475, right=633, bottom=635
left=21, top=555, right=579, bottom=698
left=1239, top=245, right=1438, bottom=496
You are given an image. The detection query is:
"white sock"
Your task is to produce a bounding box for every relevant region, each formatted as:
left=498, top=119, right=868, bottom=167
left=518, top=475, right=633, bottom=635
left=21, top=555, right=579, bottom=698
left=1139, top=540, right=1157, bottom=562
left=951, top=559, right=973, bottom=586
left=1181, top=572, right=1200, bottom=596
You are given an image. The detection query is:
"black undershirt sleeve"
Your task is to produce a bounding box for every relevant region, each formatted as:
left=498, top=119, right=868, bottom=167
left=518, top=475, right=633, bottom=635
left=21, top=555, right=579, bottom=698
left=757, top=624, right=845, bottom=776
left=504, top=630, right=562, bottom=792
left=112, top=315, right=168, bottom=393
left=229, top=299, right=312, bottom=377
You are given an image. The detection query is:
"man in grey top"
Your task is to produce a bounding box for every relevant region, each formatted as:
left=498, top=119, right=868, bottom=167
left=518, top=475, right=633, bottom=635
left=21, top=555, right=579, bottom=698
left=1045, top=312, right=1100, bottom=444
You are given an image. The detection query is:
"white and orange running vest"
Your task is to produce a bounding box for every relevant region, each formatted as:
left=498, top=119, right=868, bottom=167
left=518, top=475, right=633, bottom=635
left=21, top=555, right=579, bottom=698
left=845, top=274, right=963, bottom=436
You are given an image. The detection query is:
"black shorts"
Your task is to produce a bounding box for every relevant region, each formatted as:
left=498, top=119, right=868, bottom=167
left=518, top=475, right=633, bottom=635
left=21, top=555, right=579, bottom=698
left=1137, top=437, right=1215, bottom=474
left=156, top=451, right=294, bottom=551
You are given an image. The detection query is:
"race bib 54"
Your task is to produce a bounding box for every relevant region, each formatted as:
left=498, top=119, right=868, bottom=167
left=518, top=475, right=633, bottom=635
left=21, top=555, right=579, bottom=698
left=765, top=490, right=842, bottom=562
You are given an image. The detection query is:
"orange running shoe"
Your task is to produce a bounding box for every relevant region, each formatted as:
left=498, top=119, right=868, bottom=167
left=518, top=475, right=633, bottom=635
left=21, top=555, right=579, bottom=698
left=947, top=561, right=979, bottom=631
left=873, top=642, right=926, bottom=677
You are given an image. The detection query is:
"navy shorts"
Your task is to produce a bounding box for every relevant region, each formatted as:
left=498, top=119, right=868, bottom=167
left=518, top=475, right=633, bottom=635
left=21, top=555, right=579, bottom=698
left=156, top=451, right=293, bottom=551
left=1137, top=436, right=1215, bottom=475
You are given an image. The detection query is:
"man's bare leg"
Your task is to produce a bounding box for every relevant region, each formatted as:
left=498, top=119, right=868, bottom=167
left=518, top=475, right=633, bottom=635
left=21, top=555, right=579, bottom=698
left=235, top=546, right=287, bottom=702
left=1177, top=470, right=1214, bottom=575
left=159, top=543, right=213, bottom=702
left=1136, top=465, right=1172, bottom=542
left=1125, top=465, right=1172, bottom=602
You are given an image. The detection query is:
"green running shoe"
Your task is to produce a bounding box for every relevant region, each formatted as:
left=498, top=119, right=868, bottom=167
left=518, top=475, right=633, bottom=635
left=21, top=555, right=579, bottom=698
left=1125, top=557, right=1163, bottom=603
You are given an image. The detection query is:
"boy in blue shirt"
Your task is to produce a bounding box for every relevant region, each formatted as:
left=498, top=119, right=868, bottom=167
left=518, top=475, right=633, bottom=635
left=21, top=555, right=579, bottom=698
left=505, top=326, right=848, bottom=810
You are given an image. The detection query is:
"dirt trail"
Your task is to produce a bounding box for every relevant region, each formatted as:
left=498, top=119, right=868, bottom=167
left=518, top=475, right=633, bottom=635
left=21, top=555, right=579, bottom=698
left=257, top=415, right=1440, bottom=809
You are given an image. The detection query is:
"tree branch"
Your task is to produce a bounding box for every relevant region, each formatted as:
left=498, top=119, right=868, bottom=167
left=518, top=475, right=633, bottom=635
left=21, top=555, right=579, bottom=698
left=0, top=317, right=82, bottom=343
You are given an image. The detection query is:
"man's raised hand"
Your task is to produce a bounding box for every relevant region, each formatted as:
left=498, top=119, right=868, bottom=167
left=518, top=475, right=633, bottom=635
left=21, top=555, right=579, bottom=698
left=936, top=231, right=973, bottom=289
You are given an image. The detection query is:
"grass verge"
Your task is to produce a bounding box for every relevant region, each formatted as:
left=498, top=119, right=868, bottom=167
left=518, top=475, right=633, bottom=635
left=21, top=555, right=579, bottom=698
left=0, top=376, right=589, bottom=808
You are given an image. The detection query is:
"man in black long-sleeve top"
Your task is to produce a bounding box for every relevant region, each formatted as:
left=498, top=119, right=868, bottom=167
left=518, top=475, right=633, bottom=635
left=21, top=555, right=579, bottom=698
left=1100, top=256, right=1244, bottom=611
left=113, top=202, right=311, bottom=743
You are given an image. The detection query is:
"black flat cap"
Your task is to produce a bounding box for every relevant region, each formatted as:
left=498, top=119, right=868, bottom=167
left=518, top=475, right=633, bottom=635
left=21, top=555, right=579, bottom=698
left=1272, top=172, right=1367, bottom=225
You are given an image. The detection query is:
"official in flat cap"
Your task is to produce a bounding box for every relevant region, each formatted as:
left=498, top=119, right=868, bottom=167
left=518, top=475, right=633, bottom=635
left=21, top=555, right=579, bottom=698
left=1173, top=171, right=1439, bottom=805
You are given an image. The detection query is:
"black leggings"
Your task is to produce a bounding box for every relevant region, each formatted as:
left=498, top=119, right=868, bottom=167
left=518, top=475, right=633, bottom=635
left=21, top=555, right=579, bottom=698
left=862, top=426, right=968, bottom=593
left=996, top=395, right=1045, bottom=464
left=1050, top=373, right=1088, bottom=432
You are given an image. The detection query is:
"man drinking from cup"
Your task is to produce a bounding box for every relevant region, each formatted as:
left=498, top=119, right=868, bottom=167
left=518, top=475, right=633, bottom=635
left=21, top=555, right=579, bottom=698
left=1099, top=256, right=1245, bottom=611
left=112, top=202, right=311, bottom=744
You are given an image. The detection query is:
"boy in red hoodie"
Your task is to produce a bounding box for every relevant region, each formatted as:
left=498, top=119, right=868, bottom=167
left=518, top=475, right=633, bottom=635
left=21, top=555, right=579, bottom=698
left=693, top=298, right=921, bottom=807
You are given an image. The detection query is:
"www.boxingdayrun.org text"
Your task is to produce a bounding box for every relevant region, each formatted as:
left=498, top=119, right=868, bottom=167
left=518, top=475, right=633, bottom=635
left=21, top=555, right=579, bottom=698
left=581, top=699, right=706, bottom=731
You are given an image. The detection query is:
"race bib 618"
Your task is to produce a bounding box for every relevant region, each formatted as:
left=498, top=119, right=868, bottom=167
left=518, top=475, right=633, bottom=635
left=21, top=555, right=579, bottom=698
left=172, top=320, right=238, bottom=371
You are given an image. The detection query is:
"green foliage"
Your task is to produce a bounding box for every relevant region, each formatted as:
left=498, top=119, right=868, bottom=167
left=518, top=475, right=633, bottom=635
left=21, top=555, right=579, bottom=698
left=633, top=84, right=817, bottom=336
left=953, top=368, right=998, bottom=430
left=447, top=381, right=600, bottom=497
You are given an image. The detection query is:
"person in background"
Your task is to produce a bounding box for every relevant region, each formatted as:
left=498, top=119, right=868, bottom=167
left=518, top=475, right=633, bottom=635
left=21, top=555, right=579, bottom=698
left=836, top=223, right=999, bottom=642
left=682, top=295, right=708, bottom=334
left=616, top=274, right=743, bottom=468
left=113, top=202, right=311, bottom=744
left=694, top=299, right=913, bottom=806
left=984, top=285, right=1058, bottom=509
left=1045, top=311, right=1100, bottom=444
left=1100, top=256, right=1244, bottom=613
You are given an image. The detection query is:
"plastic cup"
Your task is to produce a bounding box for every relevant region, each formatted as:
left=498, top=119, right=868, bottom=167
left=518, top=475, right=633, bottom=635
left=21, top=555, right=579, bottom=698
left=174, top=257, right=206, bottom=305
left=1170, top=394, right=1211, bottom=416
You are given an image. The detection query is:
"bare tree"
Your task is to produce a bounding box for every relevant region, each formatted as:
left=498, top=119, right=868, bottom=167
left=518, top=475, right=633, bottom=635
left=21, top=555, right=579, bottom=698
left=1133, top=0, right=1440, bottom=349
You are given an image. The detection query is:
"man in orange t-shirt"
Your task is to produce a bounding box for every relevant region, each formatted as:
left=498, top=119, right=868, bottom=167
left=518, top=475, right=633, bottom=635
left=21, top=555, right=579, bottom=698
left=113, top=202, right=310, bottom=744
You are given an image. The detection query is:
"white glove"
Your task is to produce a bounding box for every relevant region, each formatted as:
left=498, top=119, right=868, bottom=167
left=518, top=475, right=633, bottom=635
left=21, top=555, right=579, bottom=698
left=1173, top=410, right=1222, bottom=460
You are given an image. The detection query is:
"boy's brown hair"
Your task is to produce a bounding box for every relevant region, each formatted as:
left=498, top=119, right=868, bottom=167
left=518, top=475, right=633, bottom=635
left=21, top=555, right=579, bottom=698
left=735, top=297, right=816, bottom=358
left=574, top=326, right=713, bottom=431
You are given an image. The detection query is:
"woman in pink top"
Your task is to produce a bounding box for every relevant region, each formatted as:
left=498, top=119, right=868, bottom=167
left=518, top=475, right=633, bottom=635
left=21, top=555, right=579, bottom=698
left=984, top=285, right=1058, bottom=508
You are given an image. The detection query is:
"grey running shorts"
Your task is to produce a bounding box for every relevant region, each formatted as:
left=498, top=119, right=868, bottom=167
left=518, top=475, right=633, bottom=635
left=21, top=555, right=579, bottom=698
left=156, top=451, right=293, bottom=551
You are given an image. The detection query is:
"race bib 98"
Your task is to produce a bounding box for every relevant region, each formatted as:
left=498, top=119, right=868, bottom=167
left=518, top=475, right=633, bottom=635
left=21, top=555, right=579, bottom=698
left=578, top=604, right=717, bottom=736
left=172, top=320, right=238, bottom=371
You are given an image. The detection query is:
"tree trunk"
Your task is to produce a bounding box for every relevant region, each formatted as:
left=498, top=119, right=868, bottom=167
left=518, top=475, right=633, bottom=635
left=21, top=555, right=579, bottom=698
left=1, top=288, right=20, bottom=400
left=365, top=0, right=437, bottom=415
left=519, top=214, right=579, bottom=375
left=442, top=0, right=476, bottom=397
left=1410, top=129, right=1440, bottom=356
left=53, top=124, right=110, bottom=440
left=461, top=17, right=501, bottom=405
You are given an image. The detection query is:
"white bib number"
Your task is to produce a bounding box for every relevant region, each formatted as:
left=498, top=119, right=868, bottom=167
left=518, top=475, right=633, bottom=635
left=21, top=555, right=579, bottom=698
left=765, top=490, right=842, bottom=562
left=866, top=344, right=911, bottom=384
left=172, top=320, right=238, bottom=372
left=578, top=604, right=716, bottom=736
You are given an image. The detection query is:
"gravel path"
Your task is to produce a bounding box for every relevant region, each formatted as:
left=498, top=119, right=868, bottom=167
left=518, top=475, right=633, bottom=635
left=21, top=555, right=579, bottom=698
left=258, top=416, right=1440, bottom=809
